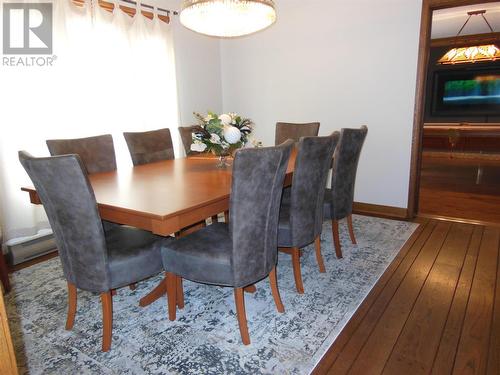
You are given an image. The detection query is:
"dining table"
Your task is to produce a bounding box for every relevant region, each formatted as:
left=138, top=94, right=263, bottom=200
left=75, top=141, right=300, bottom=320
left=21, top=151, right=297, bottom=306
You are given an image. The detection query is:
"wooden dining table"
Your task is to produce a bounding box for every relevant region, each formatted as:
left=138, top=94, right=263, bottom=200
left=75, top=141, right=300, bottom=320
left=22, top=151, right=296, bottom=305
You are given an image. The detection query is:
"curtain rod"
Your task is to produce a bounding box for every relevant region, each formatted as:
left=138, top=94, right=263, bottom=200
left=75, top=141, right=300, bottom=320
left=73, top=1, right=179, bottom=22
left=119, top=0, right=179, bottom=15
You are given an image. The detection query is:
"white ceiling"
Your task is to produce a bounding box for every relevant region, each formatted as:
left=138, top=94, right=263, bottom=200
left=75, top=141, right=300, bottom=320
left=432, top=2, right=500, bottom=39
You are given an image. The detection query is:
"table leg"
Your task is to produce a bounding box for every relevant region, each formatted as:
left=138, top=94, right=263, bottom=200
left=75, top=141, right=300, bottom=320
left=139, top=280, right=167, bottom=307
left=244, top=284, right=256, bottom=293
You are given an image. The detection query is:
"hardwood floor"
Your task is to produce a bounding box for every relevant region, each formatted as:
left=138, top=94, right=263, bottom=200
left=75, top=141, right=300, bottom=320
left=419, top=154, right=500, bottom=223
left=314, top=218, right=500, bottom=374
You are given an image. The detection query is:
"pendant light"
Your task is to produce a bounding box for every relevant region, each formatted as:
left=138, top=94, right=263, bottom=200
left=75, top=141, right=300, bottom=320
left=180, top=0, right=277, bottom=38
left=438, top=10, right=500, bottom=65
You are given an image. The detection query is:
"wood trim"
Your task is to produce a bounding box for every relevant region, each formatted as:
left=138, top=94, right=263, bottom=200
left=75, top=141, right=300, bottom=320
left=407, top=0, right=500, bottom=219
left=0, top=290, right=18, bottom=375
left=431, top=32, right=500, bottom=47
left=418, top=213, right=500, bottom=229
left=424, top=122, right=500, bottom=127
left=353, top=202, right=408, bottom=220
left=10, top=251, right=58, bottom=273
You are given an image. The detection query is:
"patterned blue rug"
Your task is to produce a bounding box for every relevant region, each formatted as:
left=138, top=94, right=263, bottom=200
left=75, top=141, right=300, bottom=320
left=5, top=215, right=418, bottom=374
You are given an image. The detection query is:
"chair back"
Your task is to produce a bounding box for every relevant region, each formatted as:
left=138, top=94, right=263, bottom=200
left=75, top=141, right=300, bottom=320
left=46, top=134, right=117, bottom=174
left=178, top=126, right=197, bottom=156
left=123, top=128, right=174, bottom=166
left=19, top=151, right=111, bottom=293
left=329, top=126, right=368, bottom=219
left=290, top=133, right=339, bottom=247
left=275, top=122, right=320, bottom=145
left=229, top=140, right=293, bottom=287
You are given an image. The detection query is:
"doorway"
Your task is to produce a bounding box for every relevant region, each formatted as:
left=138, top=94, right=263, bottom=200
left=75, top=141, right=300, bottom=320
left=408, top=0, right=500, bottom=224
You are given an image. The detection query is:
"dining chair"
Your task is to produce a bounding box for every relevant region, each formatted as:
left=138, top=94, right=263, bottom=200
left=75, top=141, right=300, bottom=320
left=46, top=134, right=117, bottom=174
left=0, top=227, right=11, bottom=294
left=123, top=128, right=175, bottom=166
left=178, top=125, right=198, bottom=156
left=179, top=125, right=225, bottom=224
left=324, top=126, right=368, bottom=258
left=275, top=122, right=320, bottom=145
left=278, top=133, right=339, bottom=294
left=160, top=140, right=294, bottom=345
left=19, top=151, right=170, bottom=352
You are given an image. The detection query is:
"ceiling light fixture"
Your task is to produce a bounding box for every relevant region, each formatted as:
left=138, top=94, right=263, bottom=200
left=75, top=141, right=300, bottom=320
left=180, top=0, right=277, bottom=38
left=438, top=10, right=500, bottom=65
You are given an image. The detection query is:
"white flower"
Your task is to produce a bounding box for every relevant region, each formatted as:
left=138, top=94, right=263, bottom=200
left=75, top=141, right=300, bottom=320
left=210, top=133, right=221, bottom=144
left=223, top=125, right=242, bottom=144
left=190, top=141, right=207, bottom=152
left=219, top=114, right=232, bottom=126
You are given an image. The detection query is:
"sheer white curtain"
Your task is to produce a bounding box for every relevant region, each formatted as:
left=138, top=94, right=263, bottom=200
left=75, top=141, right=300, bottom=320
left=0, top=0, right=179, bottom=241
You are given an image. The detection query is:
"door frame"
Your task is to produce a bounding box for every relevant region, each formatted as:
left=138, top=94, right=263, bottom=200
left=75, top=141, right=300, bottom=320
left=407, top=0, right=500, bottom=218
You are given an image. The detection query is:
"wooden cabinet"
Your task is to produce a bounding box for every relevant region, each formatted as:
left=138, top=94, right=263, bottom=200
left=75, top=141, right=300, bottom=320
left=423, top=123, right=500, bottom=154
left=0, top=290, right=17, bottom=375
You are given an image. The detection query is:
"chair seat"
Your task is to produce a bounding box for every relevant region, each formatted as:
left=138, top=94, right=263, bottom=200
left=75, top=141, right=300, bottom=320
left=106, top=226, right=166, bottom=289
left=323, top=188, right=333, bottom=220
left=161, top=223, right=234, bottom=286
left=277, top=202, right=293, bottom=248
left=281, top=186, right=291, bottom=205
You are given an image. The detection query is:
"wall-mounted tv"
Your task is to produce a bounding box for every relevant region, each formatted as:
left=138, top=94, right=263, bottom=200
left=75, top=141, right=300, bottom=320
left=431, top=68, right=500, bottom=116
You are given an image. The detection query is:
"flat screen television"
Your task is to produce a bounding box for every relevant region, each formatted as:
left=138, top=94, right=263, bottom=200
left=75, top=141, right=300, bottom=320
left=431, top=68, right=500, bottom=116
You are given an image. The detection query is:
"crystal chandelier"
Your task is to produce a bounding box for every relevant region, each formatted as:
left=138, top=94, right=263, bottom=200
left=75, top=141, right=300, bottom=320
left=180, top=0, right=277, bottom=38
left=438, top=10, right=499, bottom=65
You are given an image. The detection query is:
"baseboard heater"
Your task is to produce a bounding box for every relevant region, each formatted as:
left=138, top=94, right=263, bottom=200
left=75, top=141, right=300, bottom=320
left=5, top=229, right=57, bottom=265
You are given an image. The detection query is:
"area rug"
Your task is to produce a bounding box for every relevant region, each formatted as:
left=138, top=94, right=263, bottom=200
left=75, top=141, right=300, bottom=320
left=5, top=215, right=418, bottom=375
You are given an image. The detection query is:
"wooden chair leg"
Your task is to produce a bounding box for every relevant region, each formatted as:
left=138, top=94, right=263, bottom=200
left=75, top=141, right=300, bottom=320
left=224, top=211, right=229, bottom=223
left=166, top=272, right=177, bottom=321
left=291, top=247, right=304, bottom=294
left=211, top=215, right=219, bottom=223
left=234, top=288, right=250, bottom=345
left=314, top=237, right=326, bottom=273
left=176, top=276, right=184, bottom=309
left=65, top=282, right=77, bottom=330
left=129, top=283, right=137, bottom=291
left=100, top=291, right=113, bottom=352
left=332, top=220, right=343, bottom=259
left=269, top=267, right=284, bottom=313
left=347, top=214, right=357, bottom=244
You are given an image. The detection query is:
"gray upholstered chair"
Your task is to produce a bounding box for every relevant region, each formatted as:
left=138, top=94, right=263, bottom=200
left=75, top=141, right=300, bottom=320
left=275, top=122, right=320, bottom=145
left=324, top=126, right=368, bottom=258
left=0, top=226, right=10, bottom=294
left=278, top=133, right=339, bottom=294
left=19, top=151, right=169, bottom=352
left=178, top=126, right=198, bottom=156
left=123, top=128, right=175, bottom=166
left=46, top=134, right=117, bottom=174
left=160, top=140, right=294, bottom=345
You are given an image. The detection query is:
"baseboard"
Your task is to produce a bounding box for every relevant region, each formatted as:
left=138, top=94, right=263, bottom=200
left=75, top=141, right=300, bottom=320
left=353, top=202, right=408, bottom=220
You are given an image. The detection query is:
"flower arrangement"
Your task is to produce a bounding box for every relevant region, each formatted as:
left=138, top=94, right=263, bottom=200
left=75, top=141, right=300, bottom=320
left=190, top=111, right=256, bottom=155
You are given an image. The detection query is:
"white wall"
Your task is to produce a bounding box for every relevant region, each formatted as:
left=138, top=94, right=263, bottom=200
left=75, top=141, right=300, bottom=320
left=220, top=0, right=422, bottom=208
left=154, top=0, right=223, bottom=126
left=171, top=19, right=223, bottom=125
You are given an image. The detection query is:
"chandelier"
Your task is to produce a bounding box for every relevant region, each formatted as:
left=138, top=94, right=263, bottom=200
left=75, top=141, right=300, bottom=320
left=180, top=0, right=277, bottom=38
left=438, top=10, right=499, bottom=65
